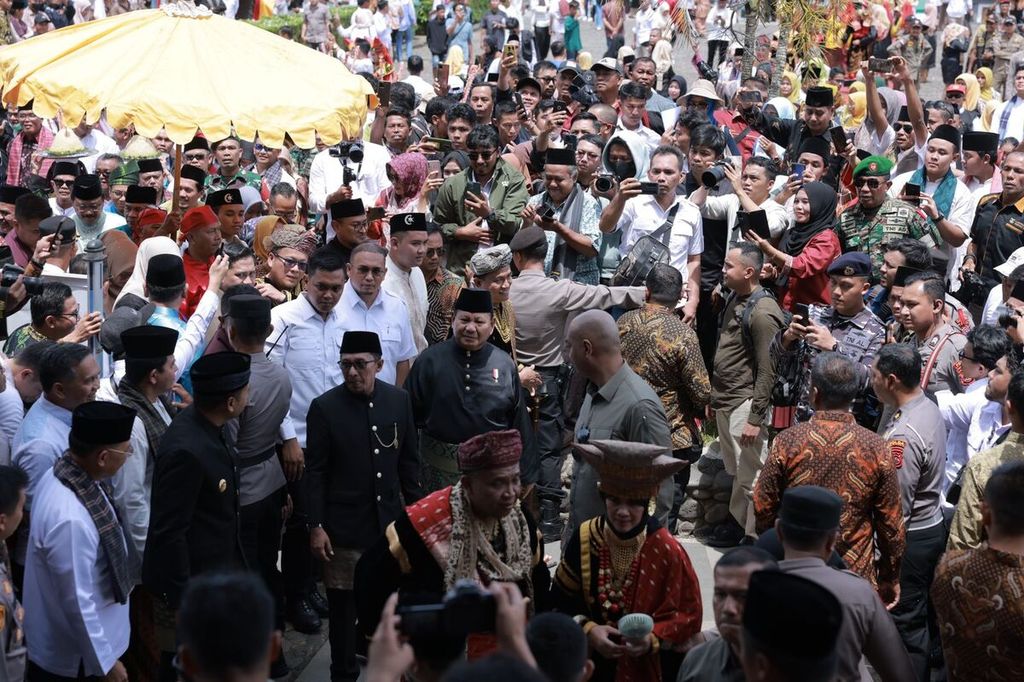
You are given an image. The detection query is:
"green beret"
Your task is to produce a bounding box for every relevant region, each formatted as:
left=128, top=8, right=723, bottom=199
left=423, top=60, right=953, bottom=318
left=852, top=155, right=893, bottom=179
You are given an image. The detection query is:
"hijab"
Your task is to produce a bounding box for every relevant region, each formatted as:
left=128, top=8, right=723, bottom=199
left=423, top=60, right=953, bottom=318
left=956, top=73, right=981, bottom=112
left=442, top=150, right=470, bottom=174
left=252, top=215, right=285, bottom=264
left=842, top=92, right=867, bottom=130
left=977, top=67, right=998, bottom=102
left=764, top=96, right=796, bottom=120
left=115, top=236, right=181, bottom=306
left=781, top=71, right=802, bottom=105
left=387, top=152, right=428, bottom=204
left=101, top=231, right=138, bottom=315
left=664, top=75, right=688, bottom=102
left=780, top=181, right=838, bottom=256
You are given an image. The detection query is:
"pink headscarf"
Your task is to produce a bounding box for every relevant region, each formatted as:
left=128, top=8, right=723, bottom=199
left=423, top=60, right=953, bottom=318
left=386, top=152, right=428, bottom=204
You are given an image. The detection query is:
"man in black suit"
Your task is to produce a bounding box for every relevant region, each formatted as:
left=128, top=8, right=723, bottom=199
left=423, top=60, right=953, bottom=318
left=305, top=331, right=423, bottom=682
left=143, top=351, right=251, bottom=682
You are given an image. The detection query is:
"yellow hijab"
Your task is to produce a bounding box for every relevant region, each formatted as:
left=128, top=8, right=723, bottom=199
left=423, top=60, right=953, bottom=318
left=842, top=91, right=867, bottom=129
left=956, top=73, right=980, bottom=112
left=976, top=67, right=998, bottom=102
left=781, top=71, right=801, bottom=105
left=445, top=45, right=465, bottom=77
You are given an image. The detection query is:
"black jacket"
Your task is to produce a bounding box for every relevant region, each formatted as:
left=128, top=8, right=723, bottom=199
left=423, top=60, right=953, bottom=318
left=143, top=406, right=246, bottom=608
left=427, top=17, right=449, bottom=56
left=306, top=381, right=423, bottom=549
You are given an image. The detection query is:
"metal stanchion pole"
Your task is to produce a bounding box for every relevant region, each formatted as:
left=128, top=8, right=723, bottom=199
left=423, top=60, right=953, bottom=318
left=83, top=238, right=108, bottom=375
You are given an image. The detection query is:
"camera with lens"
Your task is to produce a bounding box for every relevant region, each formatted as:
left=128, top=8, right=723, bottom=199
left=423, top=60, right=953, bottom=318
left=594, top=174, right=615, bottom=193
left=701, top=159, right=734, bottom=189
left=695, top=59, right=719, bottom=83
left=328, top=141, right=365, bottom=164
left=0, top=265, right=44, bottom=297
left=998, top=306, right=1020, bottom=330
left=396, top=580, right=497, bottom=640
left=956, top=269, right=986, bottom=306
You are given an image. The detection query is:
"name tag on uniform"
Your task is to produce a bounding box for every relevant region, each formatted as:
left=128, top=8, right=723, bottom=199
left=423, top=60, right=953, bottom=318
left=1007, top=218, right=1024, bottom=235
left=843, top=329, right=873, bottom=351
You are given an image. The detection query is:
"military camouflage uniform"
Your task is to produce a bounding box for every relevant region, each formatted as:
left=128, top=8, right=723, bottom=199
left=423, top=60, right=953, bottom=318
left=204, top=170, right=262, bottom=192
left=838, top=198, right=938, bottom=282
left=771, top=305, right=887, bottom=427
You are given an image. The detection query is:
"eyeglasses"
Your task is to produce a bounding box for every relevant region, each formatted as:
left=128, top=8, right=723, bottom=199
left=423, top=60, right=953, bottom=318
left=339, top=359, right=375, bottom=371
left=468, top=149, right=496, bottom=160
left=355, top=266, right=385, bottom=278
left=688, top=98, right=708, bottom=108
left=274, top=254, right=308, bottom=271
left=52, top=179, right=73, bottom=188
left=426, top=247, right=446, bottom=257
left=896, top=123, right=914, bottom=133
left=853, top=177, right=885, bottom=189
left=61, top=310, right=81, bottom=320
left=959, top=349, right=978, bottom=361
left=106, top=446, right=134, bottom=457
left=184, top=153, right=207, bottom=162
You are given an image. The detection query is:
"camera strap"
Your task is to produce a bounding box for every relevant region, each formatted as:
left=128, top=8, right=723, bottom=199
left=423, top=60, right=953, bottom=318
left=650, top=202, right=681, bottom=245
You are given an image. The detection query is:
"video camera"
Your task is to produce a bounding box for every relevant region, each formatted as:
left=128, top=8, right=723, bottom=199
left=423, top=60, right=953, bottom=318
left=396, top=580, right=497, bottom=641
left=328, top=141, right=364, bottom=186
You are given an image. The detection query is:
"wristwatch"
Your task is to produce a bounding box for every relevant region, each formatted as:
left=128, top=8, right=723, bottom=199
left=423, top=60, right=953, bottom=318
left=935, top=212, right=946, bottom=223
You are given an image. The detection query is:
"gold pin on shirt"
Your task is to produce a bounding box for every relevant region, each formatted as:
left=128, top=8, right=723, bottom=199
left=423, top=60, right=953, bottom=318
left=218, top=479, right=227, bottom=493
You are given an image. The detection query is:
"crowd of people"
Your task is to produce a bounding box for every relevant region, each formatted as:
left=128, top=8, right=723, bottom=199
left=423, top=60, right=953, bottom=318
left=0, top=0, right=1021, bottom=682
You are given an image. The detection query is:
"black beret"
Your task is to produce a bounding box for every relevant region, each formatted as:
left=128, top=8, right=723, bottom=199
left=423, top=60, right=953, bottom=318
left=146, top=253, right=186, bottom=288
left=0, top=186, right=30, bottom=205
left=125, top=185, right=159, bottom=206
left=71, top=401, right=137, bottom=447
left=71, top=174, right=102, bottom=200
left=509, top=225, right=547, bottom=252
left=804, top=86, right=834, bottom=108
left=206, top=188, right=243, bottom=209
left=179, top=164, right=207, bottom=186
left=190, top=351, right=251, bottom=395
left=227, top=294, right=271, bottom=328
left=544, top=147, right=577, bottom=166
left=121, top=325, right=177, bottom=359
left=137, top=158, right=164, bottom=174
left=38, top=215, right=76, bottom=241
left=454, top=288, right=493, bottom=314
left=330, top=198, right=365, bottom=220
left=389, top=212, right=427, bottom=234
left=779, top=486, right=843, bottom=532
left=826, top=252, right=871, bottom=278
left=743, top=570, right=842, bottom=673
left=340, top=331, right=383, bottom=355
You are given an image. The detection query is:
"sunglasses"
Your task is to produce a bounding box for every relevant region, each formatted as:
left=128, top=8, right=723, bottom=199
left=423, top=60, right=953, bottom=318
left=184, top=153, right=207, bottom=161
left=947, top=92, right=964, bottom=99
left=426, top=247, right=445, bottom=257
left=896, top=123, right=914, bottom=133
left=853, top=177, right=885, bottom=189
left=254, top=143, right=269, bottom=152
left=52, top=179, right=74, bottom=188
left=274, top=254, right=307, bottom=271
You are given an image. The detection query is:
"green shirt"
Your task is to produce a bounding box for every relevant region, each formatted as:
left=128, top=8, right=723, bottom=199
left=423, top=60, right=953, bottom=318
left=837, top=198, right=938, bottom=281
left=205, top=170, right=261, bottom=192
left=948, top=431, right=1024, bottom=550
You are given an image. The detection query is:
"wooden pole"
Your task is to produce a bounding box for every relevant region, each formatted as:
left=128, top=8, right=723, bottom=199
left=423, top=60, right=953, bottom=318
left=171, top=143, right=183, bottom=217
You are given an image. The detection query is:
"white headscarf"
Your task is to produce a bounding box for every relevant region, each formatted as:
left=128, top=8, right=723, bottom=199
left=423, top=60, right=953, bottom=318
left=115, top=236, right=182, bottom=306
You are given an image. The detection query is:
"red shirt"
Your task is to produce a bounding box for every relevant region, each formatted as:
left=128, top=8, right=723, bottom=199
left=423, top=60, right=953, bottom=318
left=713, top=108, right=762, bottom=162
left=182, top=250, right=211, bottom=319
left=779, top=229, right=841, bottom=311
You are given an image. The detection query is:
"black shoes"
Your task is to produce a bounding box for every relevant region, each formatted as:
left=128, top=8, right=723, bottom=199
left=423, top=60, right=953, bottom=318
left=308, top=588, right=330, bottom=619
left=287, top=597, right=322, bottom=634
left=704, top=520, right=746, bottom=548
left=270, top=651, right=290, bottom=679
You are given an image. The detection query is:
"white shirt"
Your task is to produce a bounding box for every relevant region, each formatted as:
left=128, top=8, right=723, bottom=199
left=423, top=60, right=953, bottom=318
left=79, top=129, right=119, bottom=173
left=381, top=254, right=428, bottom=353
left=633, top=6, right=657, bottom=44
left=336, top=285, right=417, bottom=385
left=705, top=5, right=734, bottom=41
left=699, top=193, right=789, bottom=240
left=308, top=142, right=392, bottom=240
left=48, top=198, right=76, bottom=218
left=992, top=97, right=1024, bottom=140
left=110, top=403, right=171, bottom=560
left=890, top=170, right=976, bottom=289
left=267, top=294, right=346, bottom=447
left=24, top=469, right=130, bottom=677
left=936, top=383, right=1009, bottom=498
left=401, top=74, right=436, bottom=104
left=616, top=194, right=704, bottom=279
left=614, top=120, right=660, bottom=153
left=981, top=283, right=1005, bottom=327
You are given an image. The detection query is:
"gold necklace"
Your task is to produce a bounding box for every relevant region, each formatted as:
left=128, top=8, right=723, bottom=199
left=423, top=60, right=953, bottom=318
left=493, top=302, right=516, bottom=347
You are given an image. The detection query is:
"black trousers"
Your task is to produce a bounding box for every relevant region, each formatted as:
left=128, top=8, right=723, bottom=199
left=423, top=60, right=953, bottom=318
left=27, top=661, right=100, bottom=682
left=534, top=367, right=566, bottom=506
left=534, top=26, right=550, bottom=61
left=327, top=589, right=359, bottom=682
left=240, top=485, right=287, bottom=630
left=695, top=288, right=718, bottom=378
left=892, top=523, right=946, bottom=681
left=282, top=463, right=313, bottom=602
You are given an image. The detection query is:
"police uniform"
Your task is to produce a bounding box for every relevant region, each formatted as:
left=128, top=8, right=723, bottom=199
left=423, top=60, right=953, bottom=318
left=305, top=331, right=423, bottom=682
left=0, top=551, right=25, bottom=682
left=879, top=392, right=946, bottom=678
left=916, top=322, right=969, bottom=398
left=776, top=487, right=917, bottom=682
left=969, top=192, right=1024, bottom=290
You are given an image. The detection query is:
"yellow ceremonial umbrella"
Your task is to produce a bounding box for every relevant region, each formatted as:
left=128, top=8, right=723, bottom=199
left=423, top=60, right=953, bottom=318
left=0, top=1, right=371, bottom=148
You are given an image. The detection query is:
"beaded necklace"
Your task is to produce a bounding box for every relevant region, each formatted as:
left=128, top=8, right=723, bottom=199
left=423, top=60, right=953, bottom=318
left=596, top=525, right=646, bottom=622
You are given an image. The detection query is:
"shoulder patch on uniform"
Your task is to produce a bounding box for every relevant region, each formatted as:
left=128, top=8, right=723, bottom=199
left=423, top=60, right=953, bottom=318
left=888, top=439, right=906, bottom=469
left=979, top=192, right=1001, bottom=206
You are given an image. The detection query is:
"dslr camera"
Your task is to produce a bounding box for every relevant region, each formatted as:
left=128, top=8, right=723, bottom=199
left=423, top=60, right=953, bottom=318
left=998, top=306, right=1021, bottom=331
left=329, top=141, right=365, bottom=164
left=701, top=158, right=734, bottom=189
left=0, top=265, right=44, bottom=298
left=594, top=174, right=615, bottom=193
left=396, top=580, right=497, bottom=640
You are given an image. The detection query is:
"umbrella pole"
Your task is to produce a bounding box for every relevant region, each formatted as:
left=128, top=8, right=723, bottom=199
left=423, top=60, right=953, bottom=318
left=171, top=143, right=183, bottom=218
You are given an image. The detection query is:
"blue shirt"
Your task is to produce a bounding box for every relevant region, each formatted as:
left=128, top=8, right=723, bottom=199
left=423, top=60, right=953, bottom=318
left=148, top=306, right=200, bottom=395
left=12, top=396, right=72, bottom=511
